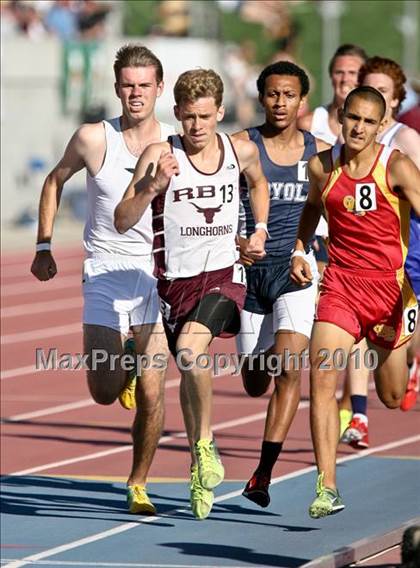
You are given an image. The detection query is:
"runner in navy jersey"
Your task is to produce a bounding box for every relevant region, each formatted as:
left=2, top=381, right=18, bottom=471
left=115, top=69, right=269, bottom=519
left=235, top=61, right=329, bottom=508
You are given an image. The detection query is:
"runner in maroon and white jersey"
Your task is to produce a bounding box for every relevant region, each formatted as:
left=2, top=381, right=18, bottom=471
left=115, top=68, right=270, bottom=519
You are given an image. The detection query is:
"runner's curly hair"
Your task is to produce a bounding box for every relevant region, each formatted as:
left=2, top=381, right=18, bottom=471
left=174, top=69, right=223, bottom=107
left=256, top=61, right=310, bottom=97
left=358, top=56, right=406, bottom=116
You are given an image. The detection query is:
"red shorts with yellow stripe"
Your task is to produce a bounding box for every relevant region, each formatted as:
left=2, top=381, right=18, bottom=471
left=316, top=264, right=418, bottom=349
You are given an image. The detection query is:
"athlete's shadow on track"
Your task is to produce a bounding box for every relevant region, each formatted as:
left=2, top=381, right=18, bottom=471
left=157, top=439, right=314, bottom=467
left=0, top=476, right=178, bottom=525
left=212, top=503, right=320, bottom=531
left=165, top=502, right=321, bottom=531
left=2, top=419, right=131, bottom=434
left=163, top=542, right=309, bottom=567
left=3, top=424, right=178, bottom=447
left=1, top=476, right=322, bottom=530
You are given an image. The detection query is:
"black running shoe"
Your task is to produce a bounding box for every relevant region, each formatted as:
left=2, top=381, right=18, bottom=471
left=242, top=472, right=270, bottom=508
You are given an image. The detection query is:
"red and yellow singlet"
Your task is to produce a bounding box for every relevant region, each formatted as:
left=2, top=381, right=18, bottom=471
left=316, top=144, right=417, bottom=348
left=322, top=144, right=411, bottom=271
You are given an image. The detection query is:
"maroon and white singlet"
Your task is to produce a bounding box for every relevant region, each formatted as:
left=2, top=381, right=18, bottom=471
left=151, top=133, right=241, bottom=279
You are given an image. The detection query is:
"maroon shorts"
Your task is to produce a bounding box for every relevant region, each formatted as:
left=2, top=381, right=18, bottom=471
left=157, top=264, right=246, bottom=353
left=316, top=264, right=418, bottom=349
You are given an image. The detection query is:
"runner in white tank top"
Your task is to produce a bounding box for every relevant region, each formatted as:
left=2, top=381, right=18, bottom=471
left=115, top=68, right=270, bottom=520
left=81, top=116, right=174, bottom=334
left=31, top=45, right=175, bottom=515
left=310, top=106, right=337, bottom=145
left=299, top=44, right=367, bottom=143
left=360, top=56, right=420, bottom=169
left=84, top=117, right=174, bottom=257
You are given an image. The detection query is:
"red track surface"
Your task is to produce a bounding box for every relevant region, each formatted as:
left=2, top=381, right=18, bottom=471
left=2, top=245, right=419, bottom=482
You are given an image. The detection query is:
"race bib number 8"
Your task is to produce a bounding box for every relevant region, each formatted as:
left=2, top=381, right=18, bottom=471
left=404, top=304, right=418, bottom=335
left=355, top=183, right=377, bottom=212
left=232, top=263, right=247, bottom=286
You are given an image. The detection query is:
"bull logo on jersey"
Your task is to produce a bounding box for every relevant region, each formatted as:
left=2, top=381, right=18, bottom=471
left=191, top=202, right=223, bottom=224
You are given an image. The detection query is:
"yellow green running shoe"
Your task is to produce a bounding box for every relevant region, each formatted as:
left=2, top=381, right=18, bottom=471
left=309, top=472, right=345, bottom=519
left=339, top=409, right=353, bottom=438
left=118, top=338, right=137, bottom=410
left=194, top=439, right=224, bottom=490
left=127, top=485, right=156, bottom=515
left=190, top=464, right=214, bottom=520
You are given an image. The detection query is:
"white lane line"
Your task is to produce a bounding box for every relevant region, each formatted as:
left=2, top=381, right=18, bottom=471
left=8, top=443, right=155, bottom=476
left=2, top=258, right=82, bottom=279
left=3, top=433, right=419, bottom=568
left=1, top=365, right=39, bottom=380
left=4, top=376, right=185, bottom=422
left=213, top=434, right=420, bottom=505
left=8, top=408, right=271, bottom=476
left=5, top=399, right=96, bottom=421
left=1, top=297, right=82, bottom=318
left=0, top=365, right=312, bottom=423
left=1, top=276, right=81, bottom=297
left=1, top=328, right=241, bottom=353
left=1, top=323, right=81, bottom=345
left=2, top=358, right=236, bottom=418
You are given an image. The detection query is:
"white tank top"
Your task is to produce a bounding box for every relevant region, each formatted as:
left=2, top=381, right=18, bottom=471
left=152, top=133, right=240, bottom=279
left=379, top=121, right=404, bottom=147
left=310, top=106, right=340, bottom=238
left=84, top=118, right=175, bottom=257
left=311, top=106, right=337, bottom=146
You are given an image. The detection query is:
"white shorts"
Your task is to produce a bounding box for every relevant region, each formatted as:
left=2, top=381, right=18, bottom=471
left=236, top=253, right=319, bottom=355
left=83, top=255, right=161, bottom=335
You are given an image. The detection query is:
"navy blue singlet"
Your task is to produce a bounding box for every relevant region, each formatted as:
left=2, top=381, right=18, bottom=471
left=241, top=127, right=317, bottom=259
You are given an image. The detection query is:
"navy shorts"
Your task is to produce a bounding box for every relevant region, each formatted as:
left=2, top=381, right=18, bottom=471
left=406, top=212, right=420, bottom=300
left=312, top=236, right=329, bottom=263
left=244, top=255, right=311, bottom=315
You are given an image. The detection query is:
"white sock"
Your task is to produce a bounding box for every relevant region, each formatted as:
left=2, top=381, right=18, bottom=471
left=353, top=413, right=368, bottom=424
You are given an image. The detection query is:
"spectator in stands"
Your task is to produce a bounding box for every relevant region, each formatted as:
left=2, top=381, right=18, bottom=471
left=0, top=1, right=19, bottom=37
left=77, top=0, right=110, bottom=40
left=45, top=0, right=78, bottom=41
left=11, top=0, right=47, bottom=40
left=240, top=0, right=291, bottom=42
left=155, top=0, right=190, bottom=37
left=224, top=40, right=261, bottom=127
